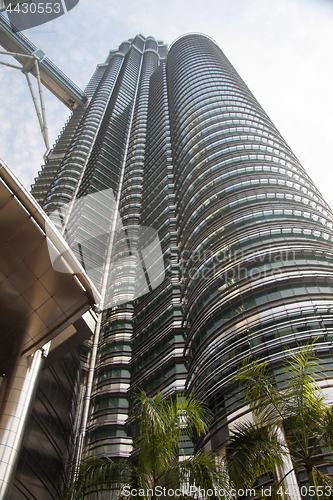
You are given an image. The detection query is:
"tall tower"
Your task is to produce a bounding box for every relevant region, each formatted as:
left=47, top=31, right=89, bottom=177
left=32, top=33, right=333, bottom=472
left=32, top=34, right=182, bottom=461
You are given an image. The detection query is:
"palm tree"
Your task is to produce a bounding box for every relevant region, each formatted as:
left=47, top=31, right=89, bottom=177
left=63, top=390, right=233, bottom=500
left=225, top=345, right=333, bottom=500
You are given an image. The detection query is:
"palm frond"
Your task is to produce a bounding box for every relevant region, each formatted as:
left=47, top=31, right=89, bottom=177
left=233, top=346, right=333, bottom=499
left=134, top=390, right=168, bottom=440
left=313, top=467, right=333, bottom=500
left=279, top=346, right=328, bottom=460
left=235, top=359, right=283, bottom=424
left=166, top=392, right=212, bottom=441
left=62, top=456, right=131, bottom=500
left=180, top=452, right=235, bottom=499
left=226, top=421, right=285, bottom=490
left=133, top=390, right=177, bottom=472
left=283, top=344, right=322, bottom=383
left=283, top=346, right=324, bottom=416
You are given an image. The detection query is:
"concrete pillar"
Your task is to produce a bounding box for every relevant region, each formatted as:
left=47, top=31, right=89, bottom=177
left=0, top=342, right=50, bottom=500
left=277, top=426, right=302, bottom=500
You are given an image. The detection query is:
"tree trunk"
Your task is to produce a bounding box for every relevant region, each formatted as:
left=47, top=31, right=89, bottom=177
left=307, top=467, right=320, bottom=500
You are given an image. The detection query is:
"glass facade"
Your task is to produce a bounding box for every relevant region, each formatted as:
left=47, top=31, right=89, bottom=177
left=166, top=36, right=333, bottom=460
left=26, top=33, right=333, bottom=496
left=11, top=350, right=81, bottom=500
left=32, top=36, right=174, bottom=467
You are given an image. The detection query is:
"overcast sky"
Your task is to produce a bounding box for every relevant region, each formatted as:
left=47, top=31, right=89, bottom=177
left=0, top=0, right=333, bottom=210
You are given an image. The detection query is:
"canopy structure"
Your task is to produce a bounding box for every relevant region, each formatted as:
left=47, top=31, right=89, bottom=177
left=0, top=157, right=100, bottom=373
left=0, top=158, right=100, bottom=500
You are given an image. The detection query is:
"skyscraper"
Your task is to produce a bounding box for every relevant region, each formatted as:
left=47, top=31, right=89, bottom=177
left=29, top=33, right=333, bottom=495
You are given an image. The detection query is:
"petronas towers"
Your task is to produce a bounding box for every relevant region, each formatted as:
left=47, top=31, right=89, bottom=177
left=19, top=33, right=333, bottom=498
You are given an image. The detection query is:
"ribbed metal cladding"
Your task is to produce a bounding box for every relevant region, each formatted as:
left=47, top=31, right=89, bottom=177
left=87, top=37, right=161, bottom=458
left=31, top=36, right=173, bottom=461
left=31, top=47, right=125, bottom=208
left=85, top=39, right=145, bottom=458
left=29, top=34, right=333, bottom=484
left=130, top=61, right=187, bottom=397
left=167, top=34, right=333, bottom=453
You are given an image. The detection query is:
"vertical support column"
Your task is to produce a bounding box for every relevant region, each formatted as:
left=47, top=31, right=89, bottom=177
left=276, top=427, right=302, bottom=500
left=0, top=342, right=50, bottom=500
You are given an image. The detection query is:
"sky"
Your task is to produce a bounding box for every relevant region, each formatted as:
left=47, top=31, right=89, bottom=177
left=0, top=0, right=333, bottom=209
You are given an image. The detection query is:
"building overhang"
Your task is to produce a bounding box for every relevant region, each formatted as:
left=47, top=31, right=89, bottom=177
left=0, top=158, right=100, bottom=373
